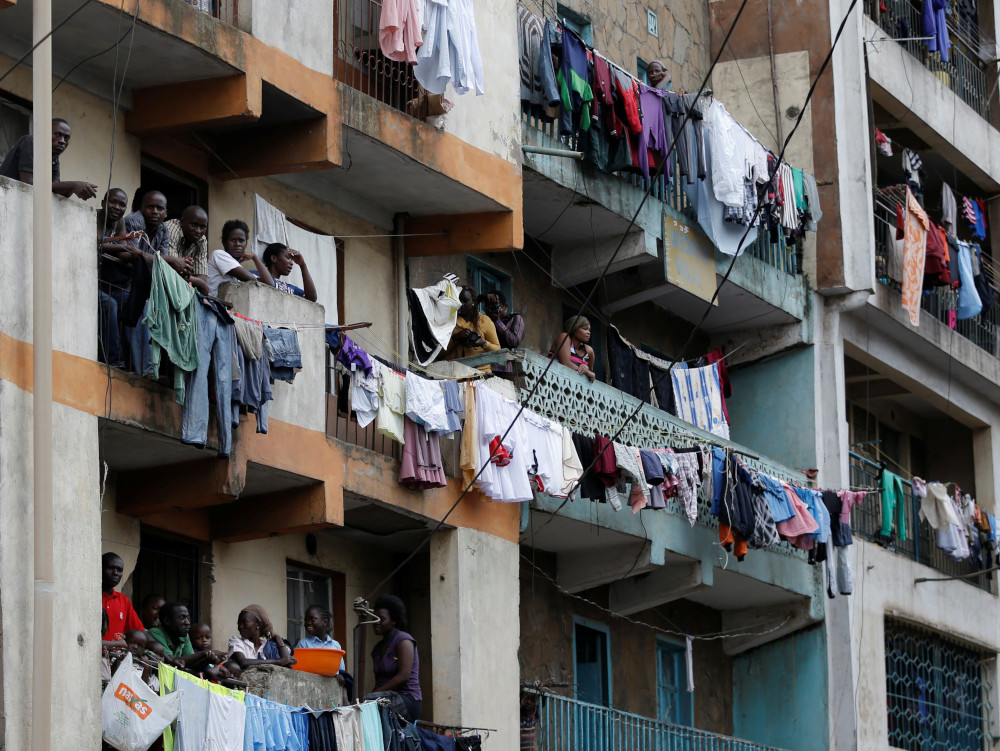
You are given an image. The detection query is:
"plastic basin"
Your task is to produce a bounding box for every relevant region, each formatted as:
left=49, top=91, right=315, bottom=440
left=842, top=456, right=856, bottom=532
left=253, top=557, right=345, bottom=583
left=292, top=648, right=345, bottom=677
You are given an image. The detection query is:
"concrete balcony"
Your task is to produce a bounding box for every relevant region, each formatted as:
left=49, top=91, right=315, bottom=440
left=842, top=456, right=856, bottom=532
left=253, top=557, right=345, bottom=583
left=521, top=113, right=809, bottom=335
left=0, top=0, right=521, bottom=254
left=864, top=12, right=1000, bottom=191
left=459, top=349, right=824, bottom=654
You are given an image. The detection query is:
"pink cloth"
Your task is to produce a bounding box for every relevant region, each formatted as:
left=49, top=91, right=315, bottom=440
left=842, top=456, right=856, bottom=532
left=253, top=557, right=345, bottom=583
left=775, top=481, right=819, bottom=549
left=379, top=0, right=422, bottom=64
left=901, top=187, right=929, bottom=327
left=838, top=490, right=866, bottom=525
left=399, top=417, right=447, bottom=489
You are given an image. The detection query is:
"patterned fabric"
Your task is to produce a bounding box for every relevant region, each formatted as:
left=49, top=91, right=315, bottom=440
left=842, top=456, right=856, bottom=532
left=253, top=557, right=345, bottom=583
left=748, top=470, right=780, bottom=548
left=164, top=218, right=208, bottom=276
left=670, top=363, right=729, bottom=439
left=901, top=187, right=929, bottom=327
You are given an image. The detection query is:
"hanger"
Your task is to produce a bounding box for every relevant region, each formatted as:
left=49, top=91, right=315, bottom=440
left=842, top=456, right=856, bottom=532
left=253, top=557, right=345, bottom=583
left=352, top=596, right=380, bottom=625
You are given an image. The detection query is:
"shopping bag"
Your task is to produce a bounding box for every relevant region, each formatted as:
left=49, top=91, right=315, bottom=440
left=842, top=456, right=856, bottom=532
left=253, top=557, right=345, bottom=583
left=102, top=652, right=181, bottom=751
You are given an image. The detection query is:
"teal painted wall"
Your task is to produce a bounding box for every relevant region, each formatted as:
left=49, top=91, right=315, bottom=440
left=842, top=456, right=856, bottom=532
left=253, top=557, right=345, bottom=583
left=726, top=347, right=816, bottom=472
left=732, top=625, right=829, bottom=751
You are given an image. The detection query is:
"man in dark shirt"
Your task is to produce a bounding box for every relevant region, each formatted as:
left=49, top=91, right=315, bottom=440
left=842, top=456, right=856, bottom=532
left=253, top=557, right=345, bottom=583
left=123, top=190, right=171, bottom=256
left=97, top=188, right=138, bottom=368
left=0, top=118, right=98, bottom=199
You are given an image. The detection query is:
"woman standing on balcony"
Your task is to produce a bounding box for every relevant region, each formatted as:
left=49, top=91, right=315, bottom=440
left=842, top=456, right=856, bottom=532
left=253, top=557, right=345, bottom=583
left=551, top=316, right=596, bottom=381
left=363, top=595, right=422, bottom=722
left=444, top=285, right=500, bottom=367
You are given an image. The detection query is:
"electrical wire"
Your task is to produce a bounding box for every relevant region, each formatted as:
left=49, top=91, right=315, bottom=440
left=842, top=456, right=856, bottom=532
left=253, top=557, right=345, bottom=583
left=0, top=0, right=96, bottom=86
left=362, top=0, right=758, bottom=601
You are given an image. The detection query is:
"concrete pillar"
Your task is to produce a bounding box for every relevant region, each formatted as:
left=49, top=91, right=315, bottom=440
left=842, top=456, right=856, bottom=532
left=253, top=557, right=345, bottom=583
left=972, top=425, right=998, bottom=511
left=430, top=528, right=519, bottom=746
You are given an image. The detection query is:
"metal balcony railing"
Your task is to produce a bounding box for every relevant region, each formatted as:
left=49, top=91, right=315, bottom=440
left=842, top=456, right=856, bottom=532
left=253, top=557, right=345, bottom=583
left=869, top=0, right=993, bottom=120
left=522, top=689, right=789, bottom=751
left=873, top=190, right=999, bottom=356
left=848, top=452, right=990, bottom=590
left=333, top=0, right=421, bottom=113
left=522, top=110, right=800, bottom=276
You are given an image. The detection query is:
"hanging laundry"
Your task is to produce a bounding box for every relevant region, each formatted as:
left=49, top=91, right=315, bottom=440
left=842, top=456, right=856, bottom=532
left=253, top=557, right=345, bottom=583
left=379, top=0, right=422, bottom=64
left=557, top=27, right=593, bottom=135
left=521, top=410, right=564, bottom=496
left=941, top=182, right=957, bottom=231
left=182, top=296, right=235, bottom=458
left=671, top=363, right=730, bottom=439
left=921, top=0, right=950, bottom=62
left=405, top=371, right=450, bottom=432
left=607, top=326, right=652, bottom=403
left=517, top=6, right=560, bottom=114
left=636, top=84, right=671, bottom=180
left=923, top=215, right=951, bottom=286
left=901, top=186, right=929, bottom=326
left=414, top=0, right=485, bottom=96
left=956, top=240, right=983, bottom=319
left=408, top=274, right=461, bottom=366
left=880, top=469, right=907, bottom=541
left=400, top=417, right=447, bottom=489
left=474, top=383, right=534, bottom=502
left=902, top=149, right=923, bottom=189
left=144, top=254, right=200, bottom=404
left=378, top=368, right=407, bottom=444
left=875, top=128, right=893, bottom=156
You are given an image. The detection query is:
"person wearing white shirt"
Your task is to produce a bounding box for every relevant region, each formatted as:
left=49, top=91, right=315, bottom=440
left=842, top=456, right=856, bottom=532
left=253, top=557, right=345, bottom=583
left=207, top=220, right=274, bottom=296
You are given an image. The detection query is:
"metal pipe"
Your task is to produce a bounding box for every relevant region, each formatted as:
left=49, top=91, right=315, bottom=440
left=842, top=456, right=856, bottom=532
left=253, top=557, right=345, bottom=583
left=522, top=144, right=585, bottom=160
left=393, top=213, right=408, bottom=361
left=31, top=0, right=55, bottom=747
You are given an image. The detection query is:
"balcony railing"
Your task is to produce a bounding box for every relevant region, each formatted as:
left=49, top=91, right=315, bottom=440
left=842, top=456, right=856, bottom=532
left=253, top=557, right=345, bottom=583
left=522, top=689, right=789, bottom=751
left=869, top=0, right=992, bottom=119
left=522, top=110, right=800, bottom=276
left=333, top=0, right=421, bottom=114
left=326, top=363, right=400, bottom=460
left=873, top=190, right=999, bottom=356
left=459, top=348, right=807, bottom=557
left=848, top=452, right=990, bottom=590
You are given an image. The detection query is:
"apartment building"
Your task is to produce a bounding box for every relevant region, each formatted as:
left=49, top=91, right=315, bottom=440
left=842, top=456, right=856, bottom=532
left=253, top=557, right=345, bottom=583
left=8, top=0, right=992, bottom=749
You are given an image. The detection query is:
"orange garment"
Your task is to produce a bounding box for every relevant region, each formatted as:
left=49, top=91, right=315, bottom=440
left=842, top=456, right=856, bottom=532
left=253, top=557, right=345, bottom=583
left=901, top=187, right=929, bottom=327
left=719, top=523, right=748, bottom=559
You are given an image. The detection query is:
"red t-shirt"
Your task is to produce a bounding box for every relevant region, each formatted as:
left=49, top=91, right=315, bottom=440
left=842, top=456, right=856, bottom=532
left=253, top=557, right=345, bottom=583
left=102, top=590, right=143, bottom=639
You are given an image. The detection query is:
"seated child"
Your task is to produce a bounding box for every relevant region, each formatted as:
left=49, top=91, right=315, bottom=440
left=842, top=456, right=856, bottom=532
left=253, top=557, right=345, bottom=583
left=122, top=629, right=158, bottom=691
left=191, top=622, right=231, bottom=682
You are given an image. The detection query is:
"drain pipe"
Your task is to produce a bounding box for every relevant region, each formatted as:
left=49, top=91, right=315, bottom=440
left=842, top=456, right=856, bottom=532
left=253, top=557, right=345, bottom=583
left=31, top=0, right=55, bottom=747
left=393, top=213, right=409, bottom=360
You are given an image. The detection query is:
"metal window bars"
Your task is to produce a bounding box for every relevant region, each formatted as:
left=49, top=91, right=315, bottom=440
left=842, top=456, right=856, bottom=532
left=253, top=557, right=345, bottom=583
left=885, top=618, right=994, bottom=751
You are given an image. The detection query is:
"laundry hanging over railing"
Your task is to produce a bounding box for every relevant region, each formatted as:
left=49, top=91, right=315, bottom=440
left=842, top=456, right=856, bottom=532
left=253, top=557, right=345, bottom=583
left=517, top=7, right=823, bottom=255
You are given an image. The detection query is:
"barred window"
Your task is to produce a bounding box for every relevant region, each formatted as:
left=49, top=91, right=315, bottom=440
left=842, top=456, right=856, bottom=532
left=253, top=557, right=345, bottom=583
left=885, top=619, right=994, bottom=750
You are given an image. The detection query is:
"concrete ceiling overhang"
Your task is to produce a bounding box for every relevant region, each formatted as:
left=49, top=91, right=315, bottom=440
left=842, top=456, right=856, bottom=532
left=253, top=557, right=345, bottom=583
left=0, top=0, right=242, bottom=103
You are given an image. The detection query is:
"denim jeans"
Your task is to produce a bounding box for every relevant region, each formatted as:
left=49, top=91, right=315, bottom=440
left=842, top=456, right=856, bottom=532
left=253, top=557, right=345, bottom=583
left=263, top=327, right=301, bottom=383
left=232, top=341, right=272, bottom=434
left=130, top=300, right=154, bottom=377
left=98, top=287, right=129, bottom=367
left=182, top=300, right=234, bottom=457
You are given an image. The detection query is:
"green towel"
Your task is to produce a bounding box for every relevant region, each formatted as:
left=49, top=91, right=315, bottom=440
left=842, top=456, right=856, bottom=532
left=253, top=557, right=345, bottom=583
left=881, top=469, right=907, bottom=541
left=143, top=255, right=200, bottom=404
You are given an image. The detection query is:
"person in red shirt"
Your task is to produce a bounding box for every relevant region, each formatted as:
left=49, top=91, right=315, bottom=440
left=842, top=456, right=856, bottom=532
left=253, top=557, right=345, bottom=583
left=101, top=552, right=143, bottom=640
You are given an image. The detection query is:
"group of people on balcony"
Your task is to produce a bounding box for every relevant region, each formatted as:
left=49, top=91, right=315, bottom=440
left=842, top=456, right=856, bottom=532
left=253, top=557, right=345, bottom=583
left=440, top=283, right=597, bottom=381
left=100, top=552, right=423, bottom=721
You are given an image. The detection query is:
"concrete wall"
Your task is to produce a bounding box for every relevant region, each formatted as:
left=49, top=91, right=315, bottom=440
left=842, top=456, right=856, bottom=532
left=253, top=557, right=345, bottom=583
left=431, top=528, right=521, bottom=748
left=520, top=0, right=711, bottom=92
left=518, top=553, right=735, bottom=735
left=0, top=180, right=103, bottom=748
left=249, top=0, right=334, bottom=76
left=733, top=625, right=829, bottom=751
left=442, top=0, right=522, bottom=165
left=727, top=347, right=817, bottom=474
left=845, top=540, right=1000, bottom=749
left=0, top=53, right=143, bottom=208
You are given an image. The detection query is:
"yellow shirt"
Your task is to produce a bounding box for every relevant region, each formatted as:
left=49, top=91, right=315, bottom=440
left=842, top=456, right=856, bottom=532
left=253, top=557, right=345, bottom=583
left=445, top=314, right=500, bottom=368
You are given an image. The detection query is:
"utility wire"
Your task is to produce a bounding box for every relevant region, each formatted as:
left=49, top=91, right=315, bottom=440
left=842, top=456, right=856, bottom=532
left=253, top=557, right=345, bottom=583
left=362, top=0, right=754, bottom=601
left=0, top=0, right=96, bottom=85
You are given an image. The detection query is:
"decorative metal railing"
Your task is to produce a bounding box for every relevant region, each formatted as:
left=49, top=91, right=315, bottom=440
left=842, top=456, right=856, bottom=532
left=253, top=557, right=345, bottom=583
left=522, top=689, right=790, bottom=751
left=849, top=452, right=990, bottom=590
left=885, top=618, right=994, bottom=750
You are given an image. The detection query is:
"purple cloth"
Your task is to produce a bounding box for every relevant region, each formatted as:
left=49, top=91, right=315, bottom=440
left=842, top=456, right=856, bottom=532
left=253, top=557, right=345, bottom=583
left=326, top=330, right=373, bottom=377
left=637, top=84, right=671, bottom=179
left=922, top=0, right=950, bottom=62
left=371, top=629, right=422, bottom=700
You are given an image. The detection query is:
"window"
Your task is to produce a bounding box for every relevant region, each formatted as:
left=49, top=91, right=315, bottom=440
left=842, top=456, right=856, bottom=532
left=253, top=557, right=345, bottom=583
left=131, top=529, right=202, bottom=621
left=637, top=58, right=650, bottom=85
left=467, top=257, right=513, bottom=311
left=556, top=4, right=593, bottom=44
left=134, top=157, right=207, bottom=220
left=286, top=561, right=346, bottom=647
left=656, top=639, right=693, bottom=725
left=0, top=93, right=31, bottom=162
left=574, top=619, right=611, bottom=706
left=885, top=619, right=992, bottom=750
